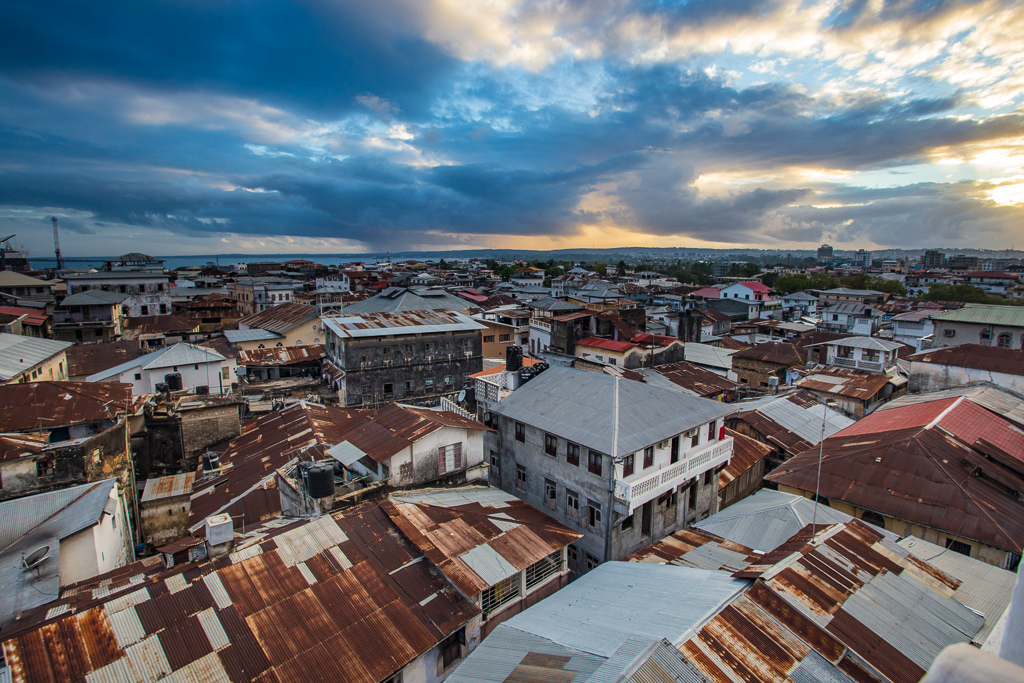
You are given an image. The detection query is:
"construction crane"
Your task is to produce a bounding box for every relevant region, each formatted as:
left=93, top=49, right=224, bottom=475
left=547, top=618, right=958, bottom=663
left=51, top=217, right=64, bottom=270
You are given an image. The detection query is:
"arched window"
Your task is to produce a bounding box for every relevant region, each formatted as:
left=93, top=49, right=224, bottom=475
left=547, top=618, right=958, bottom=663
left=295, top=340, right=303, bottom=346
left=257, top=344, right=265, bottom=349
left=998, top=333, right=1012, bottom=348
left=276, top=342, right=284, bottom=347
left=861, top=510, right=885, bottom=528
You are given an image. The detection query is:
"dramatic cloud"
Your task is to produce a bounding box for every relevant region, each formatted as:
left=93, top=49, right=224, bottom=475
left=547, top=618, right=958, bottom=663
left=1, top=0, right=1022, bottom=255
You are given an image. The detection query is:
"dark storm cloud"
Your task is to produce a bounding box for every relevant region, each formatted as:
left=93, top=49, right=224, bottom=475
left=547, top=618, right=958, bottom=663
left=0, top=0, right=455, bottom=118
left=0, top=0, right=1021, bottom=252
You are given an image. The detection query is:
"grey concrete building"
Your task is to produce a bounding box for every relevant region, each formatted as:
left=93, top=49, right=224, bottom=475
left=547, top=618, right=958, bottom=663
left=322, top=309, right=486, bottom=408
left=487, top=366, right=733, bottom=577
left=929, top=304, right=1024, bottom=349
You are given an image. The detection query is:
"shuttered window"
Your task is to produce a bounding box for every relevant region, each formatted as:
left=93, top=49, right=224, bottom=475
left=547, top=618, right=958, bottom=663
left=438, top=443, right=463, bottom=474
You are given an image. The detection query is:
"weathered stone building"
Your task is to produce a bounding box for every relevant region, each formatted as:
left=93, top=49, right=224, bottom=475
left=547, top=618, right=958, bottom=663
left=322, top=309, right=485, bottom=409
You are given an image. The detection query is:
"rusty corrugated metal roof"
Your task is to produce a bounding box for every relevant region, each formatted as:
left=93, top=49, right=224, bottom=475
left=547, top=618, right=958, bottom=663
left=386, top=488, right=581, bottom=597
left=719, top=429, right=773, bottom=489
left=0, top=381, right=138, bottom=433
left=141, top=472, right=196, bottom=503
left=237, top=303, right=318, bottom=334
left=1, top=502, right=479, bottom=683
left=237, top=344, right=325, bottom=367
left=655, top=361, right=739, bottom=397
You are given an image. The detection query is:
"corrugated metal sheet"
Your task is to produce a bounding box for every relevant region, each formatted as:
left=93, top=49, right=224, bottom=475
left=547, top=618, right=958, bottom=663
left=237, top=303, right=318, bottom=335
left=0, top=334, right=72, bottom=381
left=492, top=366, right=732, bottom=458
left=0, top=381, right=135, bottom=433
left=141, top=473, right=196, bottom=503
left=237, top=345, right=324, bottom=368
left=321, top=309, right=486, bottom=339
left=2, top=500, right=480, bottom=683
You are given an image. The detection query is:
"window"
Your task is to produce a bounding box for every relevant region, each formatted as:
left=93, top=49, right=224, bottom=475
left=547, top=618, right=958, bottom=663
left=516, top=464, right=527, bottom=489
left=643, top=446, right=654, bottom=469
left=567, top=442, right=580, bottom=466
left=623, top=454, right=635, bottom=478
left=860, top=510, right=885, bottom=528
left=587, top=499, right=602, bottom=531
left=440, top=628, right=465, bottom=668
left=998, top=333, right=1012, bottom=348
left=482, top=574, right=520, bottom=613
left=36, top=460, right=54, bottom=477
left=588, top=450, right=603, bottom=476
left=690, top=431, right=700, bottom=448
left=621, top=514, right=634, bottom=530
left=515, top=421, right=525, bottom=442
left=483, top=335, right=495, bottom=343
left=945, top=538, right=972, bottom=557
left=444, top=375, right=453, bottom=386
left=544, top=433, right=557, bottom=456
left=438, top=443, right=463, bottom=474
left=544, top=478, right=557, bottom=509
left=567, top=543, right=578, bottom=566
left=140, top=305, right=149, bottom=315
left=566, top=489, right=580, bottom=521
left=134, top=373, right=142, bottom=381
left=670, top=436, right=680, bottom=464
left=585, top=553, right=600, bottom=571
left=525, top=550, right=561, bottom=588
left=707, top=422, right=716, bottom=441
left=688, top=485, right=697, bottom=510
left=499, top=333, right=511, bottom=342
left=222, top=367, right=230, bottom=380
left=490, top=450, right=500, bottom=475
left=384, top=383, right=394, bottom=395
left=703, top=470, right=712, bottom=486
left=193, top=364, right=199, bottom=370
left=943, top=329, right=955, bottom=338
left=425, top=378, right=434, bottom=388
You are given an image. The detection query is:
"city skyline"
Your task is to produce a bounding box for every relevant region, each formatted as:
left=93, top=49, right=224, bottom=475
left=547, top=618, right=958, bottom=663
left=2, top=0, right=1023, bottom=256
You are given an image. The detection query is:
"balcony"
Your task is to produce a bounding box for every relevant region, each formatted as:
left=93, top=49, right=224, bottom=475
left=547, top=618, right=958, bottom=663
left=830, top=357, right=894, bottom=373
left=613, top=437, right=733, bottom=514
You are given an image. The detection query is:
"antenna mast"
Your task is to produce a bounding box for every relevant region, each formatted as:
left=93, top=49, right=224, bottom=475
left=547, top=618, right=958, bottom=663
left=51, top=217, right=64, bottom=270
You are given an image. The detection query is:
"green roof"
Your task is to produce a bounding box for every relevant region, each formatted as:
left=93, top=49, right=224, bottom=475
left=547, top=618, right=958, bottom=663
left=930, top=304, right=1024, bottom=327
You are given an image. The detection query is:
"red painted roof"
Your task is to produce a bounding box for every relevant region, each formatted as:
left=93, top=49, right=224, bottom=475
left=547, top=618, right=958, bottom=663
left=0, top=306, right=48, bottom=325
left=577, top=336, right=638, bottom=352
left=838, top=396, right=1024, bottom=464
left=836, top=398, right=958, bottom=437
left=738, top=281, right=773, bottom=293
left=689, top=287, right=721, bottom=298
left=961, top=271, right=1018, bottom=279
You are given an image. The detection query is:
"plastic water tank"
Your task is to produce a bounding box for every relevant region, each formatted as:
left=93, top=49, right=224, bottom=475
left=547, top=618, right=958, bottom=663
left=505, top=344, right=522, bottom=371
left=304, top=463, right=336, bottom=499
left=202, top=452, right=220, bottom=471
left=164, top=373, right=183, bottom=392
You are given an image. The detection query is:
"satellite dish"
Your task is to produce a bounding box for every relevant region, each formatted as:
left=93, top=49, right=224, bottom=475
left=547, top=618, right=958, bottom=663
left=22, top=546, right=50, bottom=572
left=458, top=390, right=466, bottom=402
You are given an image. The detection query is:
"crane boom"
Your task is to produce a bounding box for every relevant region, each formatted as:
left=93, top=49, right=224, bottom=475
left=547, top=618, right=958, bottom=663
left=52, top=217, right=64, bottom=270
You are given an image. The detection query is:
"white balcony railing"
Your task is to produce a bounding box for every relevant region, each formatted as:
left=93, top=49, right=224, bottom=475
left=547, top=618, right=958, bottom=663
left=614, top=437, right=733, bottom=512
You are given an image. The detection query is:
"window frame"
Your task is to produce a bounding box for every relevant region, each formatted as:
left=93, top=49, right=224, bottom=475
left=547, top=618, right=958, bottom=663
left=566, top=442, right=580, bottom=466
left=544, top=433, right=558, bottom=457
left=514, top=421, right=525, bottom=442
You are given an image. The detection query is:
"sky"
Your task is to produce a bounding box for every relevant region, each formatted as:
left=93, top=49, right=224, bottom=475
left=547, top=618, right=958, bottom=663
left=1, top=0, right=1023, bottom=257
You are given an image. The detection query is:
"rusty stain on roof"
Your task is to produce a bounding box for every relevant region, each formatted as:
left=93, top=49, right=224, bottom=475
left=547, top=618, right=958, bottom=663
left=141, top=472, right=196, bottom=503
left=655, top=361, right=739, bottom=397
left=238, top=345, right=325, bottom=367
left=719, top=429, right=773, bottom=489
left=238, top=303, right=318, bottom=334
left=910, top=343, right=1024, bottom=375
left=0, top=381, right=141, bottom=433
left=385, top=490, right=580, bottom=597
left=0, top=502, right=479, bottom=683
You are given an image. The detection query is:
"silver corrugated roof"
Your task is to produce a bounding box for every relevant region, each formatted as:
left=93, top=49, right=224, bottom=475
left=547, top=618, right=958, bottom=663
left=224, top=328, right=283, bottom=342
left=492, top=366, right=733, bottom=457
left=898, top=536, right=1016, bottom=642
left=500, top=562, right=748, bottom=658
left=804, top=336, right=902, bottom=351
left=342, top=287, right=471, bottom=314
left=447, top=625, right=607, bottom=683
left=0, top=334, right=72, bottom=380
left=692, top=489, right=897, bottom=553
left=0, top=479, right=118, bottom=626
left=58, top=290, right=129, bottom=307
left=733, top=393, right=853, bottom=443
left=460, top=544, right=520, bottom=585
left=322, top=309, right=486, bottom=338
left=683, top=343, right=735, bottom=371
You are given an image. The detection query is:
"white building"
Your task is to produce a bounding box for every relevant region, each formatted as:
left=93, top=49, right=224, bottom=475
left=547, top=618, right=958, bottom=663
left=87, top=342, right=237, bottom=395
left=64, top=270, right=172, bottom=317
left=0, top=479, right=131, bottom=625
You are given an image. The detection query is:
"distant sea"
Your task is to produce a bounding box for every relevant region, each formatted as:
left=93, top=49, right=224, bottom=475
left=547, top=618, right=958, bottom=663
left=29, top=252, right=459, bottom=271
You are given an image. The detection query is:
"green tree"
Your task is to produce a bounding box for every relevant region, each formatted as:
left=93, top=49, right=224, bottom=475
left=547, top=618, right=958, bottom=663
left=546, top=265, right=564, bottom=278
left=923, top=283, right=990, bottom=303
left=593, top=263, right=608, bottom=275
left=497, top=265, right=516, bottom=281
left=617, top=260, right=628, bottom=274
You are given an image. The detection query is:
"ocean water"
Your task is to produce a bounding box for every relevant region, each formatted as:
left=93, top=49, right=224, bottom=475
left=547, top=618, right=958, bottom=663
left=29, top=252, right=468, bottom=271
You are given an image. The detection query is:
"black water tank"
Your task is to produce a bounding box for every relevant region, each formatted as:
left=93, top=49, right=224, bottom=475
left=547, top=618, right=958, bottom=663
left=154, top=382, right=169, bottom=394
left=202, top=452, right=220, bottom=471
left=304, top=463, right=335, bottom=498
left=195, top=385, right=209, bottom=395
left=506, top=344, right=522, bottom=371
left=164, top=373, right=183, bottom=392
left=519, top=366, right=533, bottom=384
